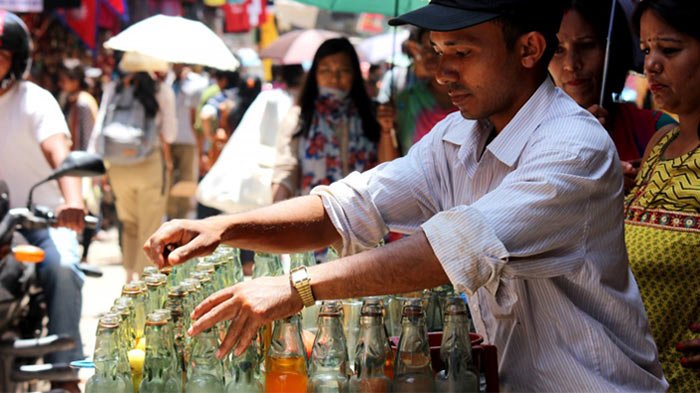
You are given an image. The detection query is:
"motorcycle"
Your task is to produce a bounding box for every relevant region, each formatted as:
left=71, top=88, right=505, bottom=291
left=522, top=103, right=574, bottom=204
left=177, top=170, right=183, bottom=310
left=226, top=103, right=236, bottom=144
left=0, top=151, right=106, bottom=392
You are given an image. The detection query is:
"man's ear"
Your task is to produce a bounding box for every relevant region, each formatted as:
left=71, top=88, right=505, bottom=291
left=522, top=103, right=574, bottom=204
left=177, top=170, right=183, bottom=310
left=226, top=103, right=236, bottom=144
left=405, top=40, right=421, bottom=59
left=518, top=32, right=547, bottom=69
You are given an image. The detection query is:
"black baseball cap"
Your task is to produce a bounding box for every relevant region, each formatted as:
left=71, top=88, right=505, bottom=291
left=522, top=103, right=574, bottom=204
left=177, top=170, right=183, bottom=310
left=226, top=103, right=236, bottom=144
left=389, top=0, right=538, bottom=32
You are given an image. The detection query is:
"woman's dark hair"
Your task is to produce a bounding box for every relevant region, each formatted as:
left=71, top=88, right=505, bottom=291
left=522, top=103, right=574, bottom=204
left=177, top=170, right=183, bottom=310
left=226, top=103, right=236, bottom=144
left=634, top=0, right=700, bottom=43
left=117, top=72, right=159, bottom=118
left=296, top=37, right=380, bottom=143
left=566, top=0, right=635, bottom=108
left=59, top=62, right=88, bottom=91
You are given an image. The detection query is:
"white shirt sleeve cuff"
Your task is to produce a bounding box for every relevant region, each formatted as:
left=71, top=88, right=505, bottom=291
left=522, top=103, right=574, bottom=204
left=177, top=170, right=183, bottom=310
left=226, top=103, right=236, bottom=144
left=311, top=172, right=389, bottom=257
left=421, top=205, right=509, bottom=297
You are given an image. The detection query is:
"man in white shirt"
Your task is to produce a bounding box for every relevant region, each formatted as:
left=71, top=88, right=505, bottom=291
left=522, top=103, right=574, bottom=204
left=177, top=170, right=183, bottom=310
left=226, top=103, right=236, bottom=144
left=0, top=11, right=85, bottom=392
left=143, top=0, right=667, bottom=390
left=167, top=64, right=207, bottom=219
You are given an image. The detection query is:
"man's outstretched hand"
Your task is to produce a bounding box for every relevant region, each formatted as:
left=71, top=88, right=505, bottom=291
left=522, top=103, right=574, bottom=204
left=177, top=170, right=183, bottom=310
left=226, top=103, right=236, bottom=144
left=143, top=218, right=227, bottom=268
left=187, top=275, right=304, bottom=359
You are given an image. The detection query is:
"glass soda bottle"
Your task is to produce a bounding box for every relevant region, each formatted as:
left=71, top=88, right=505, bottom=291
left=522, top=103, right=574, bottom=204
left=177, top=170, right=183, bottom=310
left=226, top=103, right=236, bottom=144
left=225, top=335, right=263, bottom=393
left=435, top=296, right=479, bottom=393
left=145, top=274, right=167, bottom=315
left=253, top=252, right=283, bottom=364
left=349, top=299, right=392, bottom=393
left=265, top=314, right=308, bottom=393
left=141, top=266, right=159, bottom=280
left=140, top=311, right=183, bottom=393
left=308, top=301, right=348, bottom=392
left=392, top=299, right=434, bottom=392
left=185, top=326, right=225, bottom=393
left=86, top=313, right=133, bottom=393
left=122, top=282, right=147, bottom=343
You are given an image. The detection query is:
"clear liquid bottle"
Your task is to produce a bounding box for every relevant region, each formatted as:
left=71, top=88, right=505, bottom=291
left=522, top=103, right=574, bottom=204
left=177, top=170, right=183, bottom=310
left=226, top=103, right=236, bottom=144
left=141, top=266, right=159, bottom=280
left=140, top=311, right=183, bottom=393
left=122, top=282, right=147, bottom=343
left=309, top=301, right=348, bottom=393
left=253, top=252, right=284, bottom=364
left=185, top=326, right=225, bottom=393
left=434, top=296, right=478, bottom=393
left=144, top=274, right=167, bottom=314
left=349, top=299, right=391, bottom=393
left=265, top=315, right=308, bottom=393
left=225, top=336, right=263, bottom=393
left=392, top=299, right=434, bottom=393
left=86, top=313, right=133, bottom=393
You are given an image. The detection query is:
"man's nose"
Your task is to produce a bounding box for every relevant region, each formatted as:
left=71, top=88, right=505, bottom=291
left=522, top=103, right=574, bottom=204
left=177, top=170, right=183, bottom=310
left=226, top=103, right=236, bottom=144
left=435, top=56, right=457, bottom=85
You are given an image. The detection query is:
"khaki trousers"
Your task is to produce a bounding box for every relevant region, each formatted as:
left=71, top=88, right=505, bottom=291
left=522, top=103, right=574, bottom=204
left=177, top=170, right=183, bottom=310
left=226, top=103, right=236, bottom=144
left=167, top=143, right=197, bottom=219
left=108, top=151, right=166, bottom=274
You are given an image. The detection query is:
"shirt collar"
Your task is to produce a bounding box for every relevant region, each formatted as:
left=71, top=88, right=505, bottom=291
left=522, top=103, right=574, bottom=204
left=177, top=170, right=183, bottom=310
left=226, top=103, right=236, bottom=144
left=442, top=78, right=558, bottom=167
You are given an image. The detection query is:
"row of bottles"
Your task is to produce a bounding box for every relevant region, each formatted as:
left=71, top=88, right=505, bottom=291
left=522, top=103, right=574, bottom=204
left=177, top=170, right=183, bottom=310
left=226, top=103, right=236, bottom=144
left=86, top=245, right=479, bottom=393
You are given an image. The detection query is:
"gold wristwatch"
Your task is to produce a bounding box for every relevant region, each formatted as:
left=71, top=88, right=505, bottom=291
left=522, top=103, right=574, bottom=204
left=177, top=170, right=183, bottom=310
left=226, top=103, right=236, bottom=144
left=290, top=266, right=315, bottom=307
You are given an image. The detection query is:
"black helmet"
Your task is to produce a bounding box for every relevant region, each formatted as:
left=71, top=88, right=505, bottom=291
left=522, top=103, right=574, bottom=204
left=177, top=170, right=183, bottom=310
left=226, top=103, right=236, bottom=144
left=0, top=10, right=30, bottom=82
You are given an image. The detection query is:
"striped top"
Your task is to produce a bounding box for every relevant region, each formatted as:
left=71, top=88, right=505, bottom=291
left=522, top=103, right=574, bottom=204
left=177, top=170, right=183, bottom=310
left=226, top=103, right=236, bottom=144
left=312, top=79, right=667, bottom=392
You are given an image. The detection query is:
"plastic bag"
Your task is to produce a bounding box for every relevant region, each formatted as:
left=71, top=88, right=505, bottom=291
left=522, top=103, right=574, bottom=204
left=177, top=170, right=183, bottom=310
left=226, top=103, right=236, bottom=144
left=196, top=89, right=293, bottom=213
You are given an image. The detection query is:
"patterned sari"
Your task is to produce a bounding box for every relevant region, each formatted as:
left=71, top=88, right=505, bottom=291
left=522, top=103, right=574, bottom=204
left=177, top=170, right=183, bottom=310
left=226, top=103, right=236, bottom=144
left=625, top=126, right=700, bottom=391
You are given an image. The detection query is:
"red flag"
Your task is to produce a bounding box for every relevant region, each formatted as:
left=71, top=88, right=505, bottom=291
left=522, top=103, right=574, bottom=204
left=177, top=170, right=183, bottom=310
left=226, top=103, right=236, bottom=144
left=100, top=0, right=126, bottom=19
left=59, top=0, right=98, bottom=49
left=223, top=1, right=251, bottom=33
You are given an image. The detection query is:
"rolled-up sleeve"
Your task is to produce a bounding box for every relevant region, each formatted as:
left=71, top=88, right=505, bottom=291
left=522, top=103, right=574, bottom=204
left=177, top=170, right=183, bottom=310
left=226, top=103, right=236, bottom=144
left=313, top=114, right=620, bottom=298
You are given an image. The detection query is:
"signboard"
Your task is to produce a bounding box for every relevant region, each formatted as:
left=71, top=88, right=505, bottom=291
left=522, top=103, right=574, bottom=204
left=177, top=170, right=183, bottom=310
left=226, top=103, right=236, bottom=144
left=0, top=0, right=43, bottom=12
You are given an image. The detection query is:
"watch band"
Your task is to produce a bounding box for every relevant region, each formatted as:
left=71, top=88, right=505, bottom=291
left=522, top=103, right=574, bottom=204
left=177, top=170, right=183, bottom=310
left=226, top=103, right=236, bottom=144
left=290, top=266, right=315, bottom=307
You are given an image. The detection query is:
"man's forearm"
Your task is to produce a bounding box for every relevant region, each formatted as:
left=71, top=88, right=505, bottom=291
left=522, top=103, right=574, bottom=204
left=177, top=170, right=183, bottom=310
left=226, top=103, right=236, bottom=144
left=309, top=230, right=450, bottom=299
left=217, top=195, right=342, bottom=253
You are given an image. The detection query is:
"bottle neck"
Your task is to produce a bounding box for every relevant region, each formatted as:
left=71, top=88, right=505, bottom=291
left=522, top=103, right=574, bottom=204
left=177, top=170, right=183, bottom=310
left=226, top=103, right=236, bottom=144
left=93, top=327, right=127, bottom=377
left=441, top=315, right=475, bottom=373
left=252, top=253, right=283, bottom=278
left=310, top=316, right=347, bottom=374
left=270, top=317, right=306, bottom=359
left=395, top=316, right=431, bottom=374
left=355, top=317, right=388, bottom=378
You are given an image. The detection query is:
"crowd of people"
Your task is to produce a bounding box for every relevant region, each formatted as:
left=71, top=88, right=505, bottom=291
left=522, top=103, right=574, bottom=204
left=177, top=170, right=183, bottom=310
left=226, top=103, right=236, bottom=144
left=2, top=0, right=700, bottom=391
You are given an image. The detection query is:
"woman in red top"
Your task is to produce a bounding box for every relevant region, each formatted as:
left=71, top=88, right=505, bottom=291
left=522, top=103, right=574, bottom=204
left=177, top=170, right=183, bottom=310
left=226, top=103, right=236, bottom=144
left=549, top=0, right=676, bottom=189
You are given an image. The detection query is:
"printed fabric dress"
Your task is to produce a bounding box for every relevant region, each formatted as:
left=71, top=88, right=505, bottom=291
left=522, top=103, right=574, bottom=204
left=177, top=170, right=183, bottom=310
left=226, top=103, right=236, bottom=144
left=299, top=93, right=378, bottom=195
left=624, top=126, right=700, bottom=392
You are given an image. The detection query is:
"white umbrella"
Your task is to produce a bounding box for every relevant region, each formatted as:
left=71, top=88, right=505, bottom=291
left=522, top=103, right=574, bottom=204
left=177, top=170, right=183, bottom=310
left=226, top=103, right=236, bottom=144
left=357, top=29, right=410, bottom=64
left=104, top=14, right=239, bottom=71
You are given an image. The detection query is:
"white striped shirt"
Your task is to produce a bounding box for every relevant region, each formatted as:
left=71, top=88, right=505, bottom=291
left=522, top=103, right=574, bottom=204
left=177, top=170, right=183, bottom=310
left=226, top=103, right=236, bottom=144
left=312, top=79, right=667, bottom=392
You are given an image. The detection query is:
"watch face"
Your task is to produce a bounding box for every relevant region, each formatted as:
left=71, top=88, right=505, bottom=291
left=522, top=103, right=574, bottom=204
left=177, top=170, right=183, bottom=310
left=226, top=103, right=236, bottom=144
left=291, top=268, right=307, bottom=283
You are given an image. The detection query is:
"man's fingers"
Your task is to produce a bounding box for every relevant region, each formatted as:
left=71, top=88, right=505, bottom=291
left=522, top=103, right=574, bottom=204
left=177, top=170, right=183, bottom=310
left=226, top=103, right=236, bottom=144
left=189, top=294, right=238, bottom=337
left=217, top=313, right=249, bottom=359
left=233, top=323, right=260, bottom=357
left=191, top=288, right=235, bottom=321
left=143, top=221, right=185, bottom=266
left=167, top=235, right=213, bottom=266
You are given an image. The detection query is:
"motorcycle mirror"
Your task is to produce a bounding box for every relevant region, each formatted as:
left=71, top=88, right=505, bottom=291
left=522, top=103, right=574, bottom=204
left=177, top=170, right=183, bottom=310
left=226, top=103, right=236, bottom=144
left=46, top=151, right=106, bottom=180
left=27, top=151, right=106, bottom=209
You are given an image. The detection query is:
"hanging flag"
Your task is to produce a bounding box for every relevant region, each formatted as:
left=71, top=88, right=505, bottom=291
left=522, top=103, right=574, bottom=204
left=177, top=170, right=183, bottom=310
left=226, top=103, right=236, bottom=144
left=223, top=0, right=250, bottom=33
left=99, top=0, right=127, bottom=20
left=0, top=0, right=42, bottom=12
left=56, top=0, right=98, bottom=50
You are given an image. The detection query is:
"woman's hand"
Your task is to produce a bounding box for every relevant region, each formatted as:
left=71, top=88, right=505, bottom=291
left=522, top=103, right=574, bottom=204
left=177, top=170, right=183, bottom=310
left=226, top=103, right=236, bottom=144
left=677, top=323, right=700, bottom=372
left=188, top=275, right=304, bottom=359
left=377, top=103, right=396, bottom=132
left=142, top=217, right=226, bottom=268
left=621, top=160, right=640, bottom=192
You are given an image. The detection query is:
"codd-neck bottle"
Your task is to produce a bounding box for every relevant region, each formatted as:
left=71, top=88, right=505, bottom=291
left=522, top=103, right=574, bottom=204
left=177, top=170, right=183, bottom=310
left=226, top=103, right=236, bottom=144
left=145, top=274, right=167, bottom=314
left=266, top=315, right=308, bottom=393
left=122, top=282, right=147, bottom=341
left=349, top=299, right=392, bottom=393
left=435, top=296, right=478, bottom=393
left=217, top=244, right=244, bottom=285
left=185, top=326, right=225, bottom=393
left=165, top=285, right=188, bottom=387
left=392, top=299, right=433, bottom=392
left=191, top=270, right=215, bottom=302
left=225, top=336, right=263, bottom=393
left=140, top=311, right=183, bottom=393
left=253, top=252, right=283, bottom=363
left=141, top=266, right=159, bottom=280
left=86, top=313, right=133, bottom=393
left=309, top=301, right=348, bottom=392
